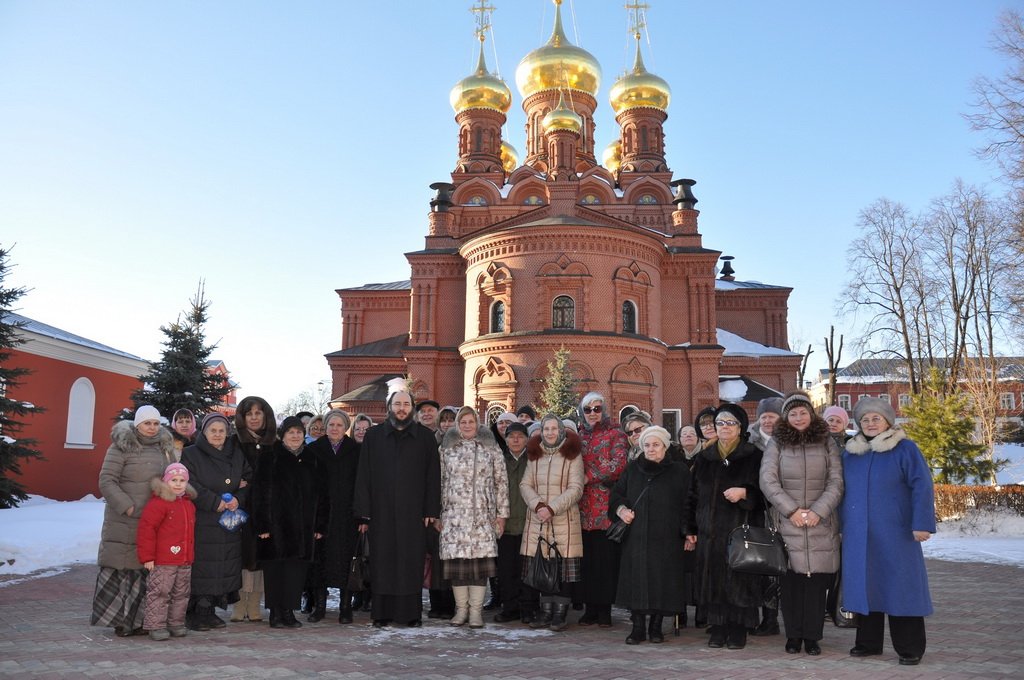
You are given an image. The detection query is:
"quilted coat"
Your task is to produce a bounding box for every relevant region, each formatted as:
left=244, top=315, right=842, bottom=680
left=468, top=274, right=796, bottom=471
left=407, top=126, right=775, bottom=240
left=519, top=431, right=585, bottom=559
left=438, top=427, right=510, bottom=560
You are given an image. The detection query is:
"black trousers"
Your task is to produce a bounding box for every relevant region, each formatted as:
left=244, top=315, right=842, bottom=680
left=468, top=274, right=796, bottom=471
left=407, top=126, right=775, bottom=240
left=262, top=559, right=309, bottom=610
left=497, top=533, right=533, bottom=614
left=580, top=530, right=620, bottom=606
left=855, top=611, right=927, bottom=658
left=780, top=571, right=832, bottom=641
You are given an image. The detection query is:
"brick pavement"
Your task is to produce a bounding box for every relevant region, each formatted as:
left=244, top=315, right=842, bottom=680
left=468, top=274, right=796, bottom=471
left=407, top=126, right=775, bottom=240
left=0, top=559, right=1021, bottom=679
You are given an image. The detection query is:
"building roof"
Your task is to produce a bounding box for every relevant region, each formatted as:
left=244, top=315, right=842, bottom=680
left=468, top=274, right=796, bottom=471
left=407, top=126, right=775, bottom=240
left=3, top=312, right=144, bottom=361
left=325, top=334, right=409, bottom=358
left=675, top=328, right=797, bottom=358
left=720, top=375, right=784, bottom=403
left=340, top=280, right=412, bottom=292
left=836, top=357, right=1024, bottom=384
left=336, top=374, right=405, bottom=402
left=715, top=279, right=790, bottom=291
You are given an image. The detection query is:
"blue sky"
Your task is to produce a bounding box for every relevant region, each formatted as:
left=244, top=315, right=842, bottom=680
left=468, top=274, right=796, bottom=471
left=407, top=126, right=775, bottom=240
left=0, top=0, right=1012, bottom=409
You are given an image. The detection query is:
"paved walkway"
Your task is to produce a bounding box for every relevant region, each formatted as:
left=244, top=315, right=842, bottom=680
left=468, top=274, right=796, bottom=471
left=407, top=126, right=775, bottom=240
left=0, top=559, right=1020, bottom=679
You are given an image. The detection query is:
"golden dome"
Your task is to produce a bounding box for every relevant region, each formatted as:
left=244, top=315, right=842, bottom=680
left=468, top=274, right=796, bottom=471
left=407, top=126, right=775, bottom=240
left=515, top=0, right=601, bottom=99
left=450, top=42, right=512, bottom=114
left=542, top=91, right=583, bottom=134
left=601, top=139, right=622, bottom=174
left=500, top=140, right=520, bottom=173
left=609, top=40, right=671, bottom=115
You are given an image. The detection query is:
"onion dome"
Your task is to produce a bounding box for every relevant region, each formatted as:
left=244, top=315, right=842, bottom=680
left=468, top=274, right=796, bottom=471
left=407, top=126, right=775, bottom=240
left=450, top=41, right=512, bottom=114
left=515, top=0, right=601, bottom=99
left=500, top=140, right=520, bottom=173
left=601, top=139, right=622, bottom=174
left=609, top=39, right=670, bottom=115
left=542, top=91, right=583, bottom=134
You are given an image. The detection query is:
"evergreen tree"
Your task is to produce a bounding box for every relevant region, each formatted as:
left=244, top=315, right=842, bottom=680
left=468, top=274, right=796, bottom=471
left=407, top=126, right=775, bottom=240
left=0, top=247, right=44, bottom=508
left=536, top=346, right=579, bottom=420
left=903, top=367, right=1007, bottom=484
left=127, top=283, right=232, bottom=421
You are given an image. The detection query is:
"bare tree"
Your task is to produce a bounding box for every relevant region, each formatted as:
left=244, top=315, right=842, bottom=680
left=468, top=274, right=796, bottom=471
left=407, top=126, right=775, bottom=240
left=823, top=326, right=843, bottom=406
left=797, top=344, right=813, bottom=389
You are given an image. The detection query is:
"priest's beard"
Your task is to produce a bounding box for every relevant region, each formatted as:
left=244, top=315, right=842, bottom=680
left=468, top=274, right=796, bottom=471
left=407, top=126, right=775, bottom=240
left=389, top=411, right=415, bottom=430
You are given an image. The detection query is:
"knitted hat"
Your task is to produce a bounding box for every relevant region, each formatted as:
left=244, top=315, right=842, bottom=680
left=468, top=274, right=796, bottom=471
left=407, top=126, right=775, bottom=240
left=562, top=419, right=579, bottom=433
left=853, top=397, right=896, bottom=429
left=638, top=425, right=671, bottom=450
left=823, top=405, right=850, bottom=429
left=201, top=412, right=229, bottom=433
left=496, top=412, right=518, bottom=424
left=516, top=405, right=537, bottom=420
left=781, top=391, right=814, bottom=417
left=756, top=397, right=784, bottom=418
left=134, top=405, right=161, bottom=426
left=162, top=462, right=189, bottom=483
left=279, top=415, right=306, bottom=436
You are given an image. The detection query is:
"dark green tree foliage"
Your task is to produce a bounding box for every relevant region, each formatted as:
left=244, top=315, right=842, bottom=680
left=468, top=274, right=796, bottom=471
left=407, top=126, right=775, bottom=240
left=127, top=283, right=232, bottom=421
left=903, top=367, right=1007, bottom=484
left=0, top=247, right=44, bottom=508
left=536, top=346, right=579, bottom=420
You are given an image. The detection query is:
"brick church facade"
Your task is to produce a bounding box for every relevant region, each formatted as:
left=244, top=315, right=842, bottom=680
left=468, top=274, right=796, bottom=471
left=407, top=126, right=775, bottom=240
left=326, top=2, right=800, bottom=430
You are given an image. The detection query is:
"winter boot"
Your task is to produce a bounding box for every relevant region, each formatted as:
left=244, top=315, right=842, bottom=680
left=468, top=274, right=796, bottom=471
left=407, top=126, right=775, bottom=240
left=282, top=609, right=303, bottom=629
left=338, top=588, right=353, bottom=624
left=148, top=628, right=170, bottom=641
left=247, top=592, right=263, bottom=622
left=450, top=586, right=470, bottom=626
left=231, top=591, right=248, bottom=621
left=483, top=577, right=501, bottom=611
left=168, top=625, right=188, bottom=638
left=625, top=612, right=647, bottom=645
left=468, top=585, right=487, bottom=629
left=269, top=609, right=284, bottom=629
left=529, top=599, right=553, bottom=629
left=307, top=588, right=327, bottom=623
left=727, top=623, right=748, bottom=650
left=752, top=607, right=780, bottom=636
left=648, top=614, right=665, bottom=643
left=549, top=598, right=570, bottom=632
left=577, top=605, right=598, bottom=626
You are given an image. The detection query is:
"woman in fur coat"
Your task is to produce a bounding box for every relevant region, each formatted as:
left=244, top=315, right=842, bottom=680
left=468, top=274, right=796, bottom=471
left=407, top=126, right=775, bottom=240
left=92, top=406, right=177, bottom=637
left=437, top=407, right=509, bottom=628
left=841, top=397, right=935, bottom=666
left=760, top=392, right=843, bottom=656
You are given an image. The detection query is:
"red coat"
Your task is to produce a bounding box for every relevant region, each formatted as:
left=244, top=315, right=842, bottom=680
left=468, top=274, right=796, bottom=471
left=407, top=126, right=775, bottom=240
left=579, top=419, right=628, bottom=531
left=136, top=477, right=196, bottom=566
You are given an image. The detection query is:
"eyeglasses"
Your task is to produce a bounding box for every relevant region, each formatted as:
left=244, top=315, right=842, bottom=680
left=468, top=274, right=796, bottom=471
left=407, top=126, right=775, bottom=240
left=860, top=415, right=887, bottom=425
left=715, top=419, right=740, bottom=428
left=583, top=405, right=603, bottom=414
left=626, top=427, right=645, bottom=436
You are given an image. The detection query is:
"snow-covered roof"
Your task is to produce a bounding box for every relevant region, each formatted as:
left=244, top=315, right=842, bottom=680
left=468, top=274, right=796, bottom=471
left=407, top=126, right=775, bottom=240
left=719, top=375, right=785, bottom=403
left=675, top=328, right=797, bottom=358
left=4, top=312, right=143, bottom=361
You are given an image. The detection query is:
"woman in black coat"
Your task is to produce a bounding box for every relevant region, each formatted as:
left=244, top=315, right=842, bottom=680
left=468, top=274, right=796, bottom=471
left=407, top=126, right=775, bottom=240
left=609, top=426, right=691, bottom=645
left=180, top=413, right=252, bottom=631
left=306, top=409, right=361, bottom=623
left=253, top=416, right=329, bottom=628
left=685, top=403, right=767, bottom=650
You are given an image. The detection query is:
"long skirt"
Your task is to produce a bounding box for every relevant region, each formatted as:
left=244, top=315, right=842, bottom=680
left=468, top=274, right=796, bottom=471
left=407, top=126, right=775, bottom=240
left=443, top=557, right=496, bottom=586
left=580, top=529, right=620, bottom=605
left=263, top=559, right=309, bottom=610
left=91, top=567, right=147, bottom=630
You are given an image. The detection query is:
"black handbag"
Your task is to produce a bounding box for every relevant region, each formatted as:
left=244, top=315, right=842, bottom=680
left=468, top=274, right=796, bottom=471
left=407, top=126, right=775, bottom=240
left=605, top=477, right=652, bottom=544
left=348, top=531, right=370, bottom=592
left=727, top=520, right=788, bottom=576
left=523, top=534, right=562, bottom=593
left=827, top=563, right=859, bottom=628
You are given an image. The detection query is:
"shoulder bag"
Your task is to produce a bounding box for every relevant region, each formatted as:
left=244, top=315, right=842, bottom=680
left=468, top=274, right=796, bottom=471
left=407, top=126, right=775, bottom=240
left=605, top=479, right=652, bottom=544
left=523, top=531, right=562, bottom=593
left=727, top=513, right=788, bottom=576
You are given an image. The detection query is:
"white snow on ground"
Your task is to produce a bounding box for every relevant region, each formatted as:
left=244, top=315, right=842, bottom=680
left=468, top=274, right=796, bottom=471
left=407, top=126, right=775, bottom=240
left=995, top=443, right=1024, bottom=485
left=1, top=496, right=1022, bottom=587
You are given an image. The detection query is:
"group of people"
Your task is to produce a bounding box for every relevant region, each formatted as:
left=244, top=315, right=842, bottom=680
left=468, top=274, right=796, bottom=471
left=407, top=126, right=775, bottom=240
left=91, top=383, right=936, bottom=667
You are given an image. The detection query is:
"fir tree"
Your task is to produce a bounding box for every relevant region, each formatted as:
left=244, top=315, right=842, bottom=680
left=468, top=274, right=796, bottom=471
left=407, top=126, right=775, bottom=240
left=0, top=247, right=44, bottom=508
left=536, top=346, right=579, bottom=420
left=903, top=367, right=1007, bottom=484
left=127, top=283, right=232, bottom=421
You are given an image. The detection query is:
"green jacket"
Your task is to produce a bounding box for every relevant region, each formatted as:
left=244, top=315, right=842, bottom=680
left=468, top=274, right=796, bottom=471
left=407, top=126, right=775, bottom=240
left=503, top=446, right=529, bottom=535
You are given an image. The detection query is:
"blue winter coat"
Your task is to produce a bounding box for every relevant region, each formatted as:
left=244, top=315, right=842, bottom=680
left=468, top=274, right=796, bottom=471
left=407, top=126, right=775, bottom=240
left=841, top=427, right=935, bottom=617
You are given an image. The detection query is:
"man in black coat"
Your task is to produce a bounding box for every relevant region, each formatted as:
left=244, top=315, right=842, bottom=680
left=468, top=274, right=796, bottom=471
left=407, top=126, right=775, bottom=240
left=353, top=386, right=441, bottom=627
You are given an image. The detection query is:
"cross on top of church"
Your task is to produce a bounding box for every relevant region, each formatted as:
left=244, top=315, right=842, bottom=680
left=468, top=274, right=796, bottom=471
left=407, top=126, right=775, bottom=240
left=625, top=1, right=649, bottom=40
left=470, top=0, right=496, bottom=43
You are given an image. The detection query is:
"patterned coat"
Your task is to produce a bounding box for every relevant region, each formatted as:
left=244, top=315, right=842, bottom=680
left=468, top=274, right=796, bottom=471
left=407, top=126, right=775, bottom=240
left=438, top=427, right=510, bottom=560
left=520, top=432, right=585, bottom=559
left=841, top=427, right=935, bottom=616
left=578, top=419, right=628, bottom=531
left=97, top=421, right=177, bottom=570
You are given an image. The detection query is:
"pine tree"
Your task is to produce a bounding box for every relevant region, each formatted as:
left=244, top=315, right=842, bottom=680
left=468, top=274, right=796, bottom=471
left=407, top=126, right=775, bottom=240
left=903, top=367, right=1007, bottom=484
left=127, top=283, right=232, bottom=421
left=0, top=247, right=44, bottom=508
left=536, top=346, right=579, bottom=420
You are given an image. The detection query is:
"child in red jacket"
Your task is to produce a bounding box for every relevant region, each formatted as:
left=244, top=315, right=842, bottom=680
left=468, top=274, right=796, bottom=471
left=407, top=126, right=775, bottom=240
left=137, top=462, right=196, bottom=641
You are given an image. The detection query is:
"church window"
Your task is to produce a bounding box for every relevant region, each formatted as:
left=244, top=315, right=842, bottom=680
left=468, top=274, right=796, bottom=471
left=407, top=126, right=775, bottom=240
left=640, top=127, right=649, bottom=151
left=523, top=195, right=544, bottom=205
left=467, top=195, right=487, bottom=206
left=65, top=377, right=96, bottom=448
left=622, top=300, right=637, bottom=334
left=580, top=194, right=600, bottom=205
left=638, top=194, right=657, bottom=205
left=552, top=295, right=575, bottom=329
left=490, top=301, right=505, bottom=333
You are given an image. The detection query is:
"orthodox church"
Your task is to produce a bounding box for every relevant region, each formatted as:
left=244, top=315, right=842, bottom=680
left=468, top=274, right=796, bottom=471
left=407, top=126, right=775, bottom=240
left=326, top=1, right=800, bottom=430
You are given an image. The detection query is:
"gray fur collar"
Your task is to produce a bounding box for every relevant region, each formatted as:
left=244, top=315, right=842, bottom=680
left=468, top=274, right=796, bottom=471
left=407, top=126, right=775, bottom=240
left=111, top=420, right=176, bottom=461
left=150, top=476, right=198, bottom=501
left=441, top=425, right=498, bottom=450
left=845, top=426, right=907, bottom=455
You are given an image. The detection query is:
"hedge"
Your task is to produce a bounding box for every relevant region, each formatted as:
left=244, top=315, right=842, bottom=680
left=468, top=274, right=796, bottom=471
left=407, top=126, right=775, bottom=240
left=934, top=484, right=1024, bottom=521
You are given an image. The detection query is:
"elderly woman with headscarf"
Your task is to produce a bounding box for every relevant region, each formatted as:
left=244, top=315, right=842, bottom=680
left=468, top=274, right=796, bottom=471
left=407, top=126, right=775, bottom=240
left=92, top=406, right=177, bottom=637
left=576, top=392, right=629, bottom=628
left=229, top=396, right=277, bottom=623
left=760, top=392, right=843, bottom=656
left=436, top=406, right=509, bottom=628
left=520, top=414, right=585, bottom=632
left=685, top=403, right=767, bottom=650
left=610, top=426, right=691, bottom=644
left=180, top=412, right=252, bottom=631
left=170, top=408, right=196, bottom=458
left=842, top=397, right=935, bottom=667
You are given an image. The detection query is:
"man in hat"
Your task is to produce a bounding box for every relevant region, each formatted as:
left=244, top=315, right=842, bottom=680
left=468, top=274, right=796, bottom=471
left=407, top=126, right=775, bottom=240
left=416, top=400, right=441, bottom=433
left=353, top=380, right=441, bottom=627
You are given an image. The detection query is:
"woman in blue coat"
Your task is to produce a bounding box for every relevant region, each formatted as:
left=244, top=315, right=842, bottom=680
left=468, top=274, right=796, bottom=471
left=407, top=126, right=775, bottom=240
left=841, top=397, right=935, bottom=667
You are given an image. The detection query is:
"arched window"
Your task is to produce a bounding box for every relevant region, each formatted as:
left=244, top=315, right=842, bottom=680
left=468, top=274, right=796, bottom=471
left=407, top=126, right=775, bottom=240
left=486, top=404, right=506, bottom=425
left=65, top=377, right=96, bottom=448
left=622, top=300, right=637, bottom=334
left=490, top=300, right=505, bottom=333
left=552, top=295, right=575, bottom=329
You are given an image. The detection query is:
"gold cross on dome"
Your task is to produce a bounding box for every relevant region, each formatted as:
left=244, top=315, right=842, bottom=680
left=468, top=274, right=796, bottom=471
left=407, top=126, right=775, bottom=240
left=471, top=0, right=496, bottom=42
left=625, top=1, right=649, bottom=39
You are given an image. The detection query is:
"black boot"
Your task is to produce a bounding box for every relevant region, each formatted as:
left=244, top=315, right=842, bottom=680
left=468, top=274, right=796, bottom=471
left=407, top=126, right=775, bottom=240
left=708, top=624, right=726, bottom=648
left=549, top=601, right=570, bottom=632
left=282, top=609, right=303, bottom=629
left=727, top=623, right=747, bottom=650
left=269, top=609, right=284, bottom=629
left=529, top=600, right=553, bottom=629
left=577, top=606, right=598, bottom=626
left=483, top=577, right=501, bottom=611
left=338, top=589, right=353, bottom=624
left=648, top=614, right=665, bottom=643
left=752, top=607, right=780, bottom=636
left=626, top=613, right=647, bottom=644
left=307, top=589, right=327, bottom=623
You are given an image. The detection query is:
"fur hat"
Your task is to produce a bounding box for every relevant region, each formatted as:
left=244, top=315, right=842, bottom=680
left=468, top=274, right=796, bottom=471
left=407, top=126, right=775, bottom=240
left=714, top=403, right=749, bottom=435
left=279, top=415, right=306, bottom=436
left=756, top=397, right=784, bottom=418
left=134, top=405, right=161, bottom=426
left=853, top=397, right=896, bottom=429
left=201, top=412, right=229, bottom=433
left=516, top=405, right=537, bottom=420
left=162, top=462, right=189, bottom=483
left=781, top=391, right=814, bottom=417
left=638, top=425, right=671, bottom=450
left=823, top=405, right=850, bottom=429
